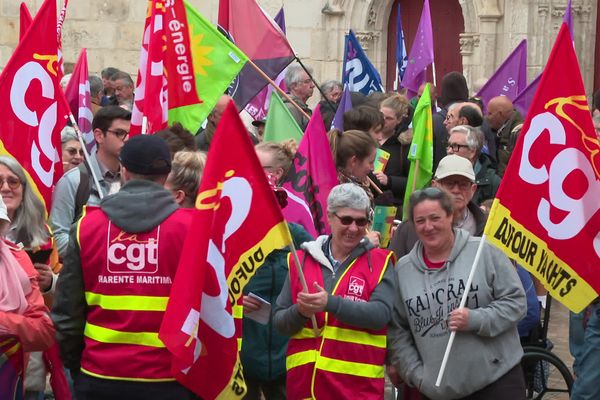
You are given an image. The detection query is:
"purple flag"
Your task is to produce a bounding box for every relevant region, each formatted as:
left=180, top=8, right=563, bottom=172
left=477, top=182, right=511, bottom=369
left=476, top=39, right=527, bottom=111
left=513, top=73, right=541, bottom=117
left=330, top=85, right=352, bottom=130
left=401, top=0, right=434, bottom=98
left=564, top=0, right=573, bottom=37
left=244, top=7, right=288, bottom=121
left=282, top=105, right=339, bottom=235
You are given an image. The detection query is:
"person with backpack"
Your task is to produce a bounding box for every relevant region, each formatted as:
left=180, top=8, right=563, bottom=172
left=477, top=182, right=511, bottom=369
left=49, top=106, right=131, bottom=258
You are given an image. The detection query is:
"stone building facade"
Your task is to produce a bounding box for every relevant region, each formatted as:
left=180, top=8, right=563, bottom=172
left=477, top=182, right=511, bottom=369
left=0, top=0, right=597, bottom=97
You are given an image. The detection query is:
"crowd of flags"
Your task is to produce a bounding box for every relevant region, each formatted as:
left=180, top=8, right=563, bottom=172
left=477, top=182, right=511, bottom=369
left=0, top=0, right=598, bottom=398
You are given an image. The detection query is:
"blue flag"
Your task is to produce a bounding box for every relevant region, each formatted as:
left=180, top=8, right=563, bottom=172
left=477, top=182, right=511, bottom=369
left=342, top=30, right=384, bottom=95
left=330, top=84, right=353, bottom=131
left=395, top=4, right=408, bottom=89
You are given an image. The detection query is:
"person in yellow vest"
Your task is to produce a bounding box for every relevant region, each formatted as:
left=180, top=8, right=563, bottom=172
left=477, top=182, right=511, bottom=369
left=273, top=183, right=396, bottom=399
left=51, top=135, right=196, bottom=400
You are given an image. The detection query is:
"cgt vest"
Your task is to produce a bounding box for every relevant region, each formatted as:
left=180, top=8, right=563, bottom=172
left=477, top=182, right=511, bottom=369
left=286, top=248, right=394, bottom=400
left=77, top=206, right=192, bottom=382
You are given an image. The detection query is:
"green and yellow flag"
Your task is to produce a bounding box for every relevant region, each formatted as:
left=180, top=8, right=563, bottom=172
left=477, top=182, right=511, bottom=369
left=165, top=0, right=248, bottom=133
left=263, top=91, right=304, bottom=143
left=402, top=83, right=433, bottom=220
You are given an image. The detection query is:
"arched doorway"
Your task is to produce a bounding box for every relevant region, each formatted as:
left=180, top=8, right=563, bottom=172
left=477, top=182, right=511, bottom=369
left=385, top=0, right=464, bottom=93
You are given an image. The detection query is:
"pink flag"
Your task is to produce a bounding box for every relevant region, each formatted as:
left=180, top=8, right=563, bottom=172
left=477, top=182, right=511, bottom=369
left=130, top=0, right=168, bottom=135
left=64, top=49, right=94, bottom=150
left=401, top=0, right=434, bottom=98
left=282, top=105, right=339, bottom=235
left=19, top=3, right=32, bottom=41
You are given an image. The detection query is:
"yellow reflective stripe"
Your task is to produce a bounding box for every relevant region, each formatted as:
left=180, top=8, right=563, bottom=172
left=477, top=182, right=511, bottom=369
left=292, top=327, right=322, bottom=339
left=237, top=338, right=242, bottom=351
left=317, top=356, right=384, bottom=378
left=323, top=326, right=386, bottom=348
left=85, top=292, right=168, bottom=311
left=84, top=323, right=165, bottom=348
left=286, top=350, right=318, bottom=370
left=232, top=304, right=243, bottom=319
left=80, top=367, right=175, bottom=383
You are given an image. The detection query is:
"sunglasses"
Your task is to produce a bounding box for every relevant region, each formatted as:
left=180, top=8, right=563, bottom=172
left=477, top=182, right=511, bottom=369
left=0, top=177, right=22, bottom=190
left=333, top=212, right=369, bottom=227
left=65, top=147, right=84, bottom=156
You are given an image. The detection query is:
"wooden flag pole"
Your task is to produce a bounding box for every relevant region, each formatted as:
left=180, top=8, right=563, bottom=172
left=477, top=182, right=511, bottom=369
left=247, top=59, right=311, bottom=120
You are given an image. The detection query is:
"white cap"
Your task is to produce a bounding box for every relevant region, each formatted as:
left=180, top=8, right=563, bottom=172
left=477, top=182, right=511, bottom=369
left=0, top=196, right=10, bottom=224
left=434, top=154, right=475, bottom=182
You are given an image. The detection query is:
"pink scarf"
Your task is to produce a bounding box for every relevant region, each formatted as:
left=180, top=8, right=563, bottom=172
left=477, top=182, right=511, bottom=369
left=0, top=240, right=31, bottom=314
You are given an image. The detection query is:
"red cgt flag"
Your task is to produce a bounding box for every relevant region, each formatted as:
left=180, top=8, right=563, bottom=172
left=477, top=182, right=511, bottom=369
left=159, top=101, right=292, bottom=399
left=0, top=0, right=68, bottom=212
left=130, top=0, right=169, bottom=135
left=19, top=2, right=32, bottom=41
left=484, top=23, right=600, bottom=312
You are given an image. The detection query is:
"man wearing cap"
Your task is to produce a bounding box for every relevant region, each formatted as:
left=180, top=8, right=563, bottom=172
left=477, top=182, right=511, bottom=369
left=388, top=154, right=486, bottom=258
left=52, top=135, right=195, bottom=399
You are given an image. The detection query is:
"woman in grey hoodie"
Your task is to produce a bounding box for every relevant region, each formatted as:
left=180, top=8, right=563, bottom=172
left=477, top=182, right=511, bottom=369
left=387, top=188, right=526, bottom=400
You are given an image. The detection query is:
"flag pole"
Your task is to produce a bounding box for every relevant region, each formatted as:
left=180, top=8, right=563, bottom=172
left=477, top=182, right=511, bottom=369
left=247, top=59, right=311, bottom=120
left=294, top=56, right=337, bottom=112
left=141, top=116, right=148, bottom=135
left=410, top=160, right=420, bottom=193
left=288, top=240, right=322, bottom=337
left=67, top=114, right=105, bottom=200
left=435, top=234, right=486, bottom=386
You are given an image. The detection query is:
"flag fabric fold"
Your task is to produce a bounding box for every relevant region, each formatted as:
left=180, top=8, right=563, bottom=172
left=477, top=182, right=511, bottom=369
left=159, top=100, right=292, bottom=399
left=130, top=0, right=169, bottom=135
left=64, top=49, right=95, bottom=149
left=475, top=39, right=528, bottom=111
left=0, top=0, right=68, bottom=212
left=402, top=83, right=433, bottom=219
left=342, top=30, right=384, bottom=95
left=513, top=74, right=541, bottom=117
left=219, top=0, right=295, bottom=110
left=400, top=0, right=434, bottom=98
left=282, top=105, right=338, bottom=235
left=263, top=91, right=303, bottom=143
left=19, top=3, right=32, bottom=41
left=483, top=23, right=600, bottom=313
left=330, top=85, right=352, bottom=131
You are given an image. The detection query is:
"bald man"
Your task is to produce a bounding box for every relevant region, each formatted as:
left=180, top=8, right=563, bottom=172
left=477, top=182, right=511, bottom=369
left=485, top=96, right=523, bottom=176
left=196, top=94, right=233, bottom=151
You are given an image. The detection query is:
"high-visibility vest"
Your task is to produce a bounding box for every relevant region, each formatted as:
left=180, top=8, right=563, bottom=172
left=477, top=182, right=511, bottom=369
left=77, top=206, right=192, bottom=382
left=286, top=248, right=394, bottom=400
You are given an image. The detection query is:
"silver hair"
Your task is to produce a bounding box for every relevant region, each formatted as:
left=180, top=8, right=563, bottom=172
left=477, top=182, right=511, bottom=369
left=320, top=80, right=342, bottom=95
left=327, top=183, right=370, bottom=215
left=89, top=75, right=104, bottom=98
left=61, top=126, right=78, bottom=144
left=450, top=125, right=484, bottom=154
left=0, top=156, right=49, bottom=248
left=285, top=63, right=312, bottom=88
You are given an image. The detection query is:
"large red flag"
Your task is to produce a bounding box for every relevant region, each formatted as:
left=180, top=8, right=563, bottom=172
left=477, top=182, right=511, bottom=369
left=484, top=23, right=600, bottom=312
left=0, top=0, right=68, bottom=212
left=19, top=3, right=32, bottom=41
left=64, top=49, right=94, bottom=149
left=159, top=101, right=292, bottom=398
left=282, top=105, right=339, bottom=235
left=130, top=0, right=169, bottom=135
left=218, top=0, right=295, bottom=110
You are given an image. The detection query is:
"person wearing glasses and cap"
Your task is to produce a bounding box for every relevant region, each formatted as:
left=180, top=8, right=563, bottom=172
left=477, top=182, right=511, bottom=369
left=273, top=183, right=396, bottom=399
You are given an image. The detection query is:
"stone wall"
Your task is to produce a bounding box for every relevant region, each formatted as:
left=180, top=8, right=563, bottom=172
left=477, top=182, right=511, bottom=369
left=0, top=0, right=597, bottom=97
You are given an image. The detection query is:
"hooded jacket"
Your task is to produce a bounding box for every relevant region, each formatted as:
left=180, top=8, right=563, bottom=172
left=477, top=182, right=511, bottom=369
left=387, top=228, right=526, bottom=400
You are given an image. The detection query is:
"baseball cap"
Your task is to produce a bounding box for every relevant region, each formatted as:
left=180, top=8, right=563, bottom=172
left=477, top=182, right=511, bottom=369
left=119, top=135, right=172, bottom=175
left=434, top=154, right=475, bottom=182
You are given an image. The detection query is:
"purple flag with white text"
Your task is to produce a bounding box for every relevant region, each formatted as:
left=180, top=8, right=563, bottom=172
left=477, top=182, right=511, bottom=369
left=476, top=39, right=527, bottom=111
left=400, top=0, right=434, bottom=98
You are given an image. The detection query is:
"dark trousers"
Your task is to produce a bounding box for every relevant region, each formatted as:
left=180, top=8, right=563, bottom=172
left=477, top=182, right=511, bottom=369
left=74, top=372, right=199, bottom=400
left=243, top=375, right=286, bottom=400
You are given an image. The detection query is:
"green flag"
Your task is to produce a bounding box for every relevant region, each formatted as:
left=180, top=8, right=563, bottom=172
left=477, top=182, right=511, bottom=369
left=402, top=83, right=434, bottom=220
left=167, top=1, right=248, bottom=133
left=263, top=91, right=304, bottom=142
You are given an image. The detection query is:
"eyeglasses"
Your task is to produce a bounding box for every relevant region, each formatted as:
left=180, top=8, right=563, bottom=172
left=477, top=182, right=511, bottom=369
left=0, top=177, right=22, bottom=190
left=65, top=147, right=84, bottom=156
left=333, top=212, right=369, bottom=227
left=446, top=143, right=470, bottom=152
left=438, top=178, right=473, bottom=190
left=106, top=129, right=129, bottom=140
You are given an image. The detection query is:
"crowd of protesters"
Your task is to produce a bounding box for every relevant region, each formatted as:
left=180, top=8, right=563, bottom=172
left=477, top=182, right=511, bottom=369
left=1, top=62, right=599, bottom=400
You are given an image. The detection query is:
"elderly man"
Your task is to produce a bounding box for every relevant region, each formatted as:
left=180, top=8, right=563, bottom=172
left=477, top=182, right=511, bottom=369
left=388, top=154, right=486, bottom=258
left=320, top=80, right=343, bottom=103
left=109, top=71, right=135, bottom=111
left=284, top=63, right=315, bottom=130
left=485, top=96, right=523, bottom=176
left=446, top=125, right=500, bottom=205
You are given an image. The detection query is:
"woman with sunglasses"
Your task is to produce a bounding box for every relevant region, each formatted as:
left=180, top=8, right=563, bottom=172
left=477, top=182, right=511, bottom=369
left=61, top=127, right=84, bottom=173
left=387, top=187, right=526, bottom=399
left=274, top=183, right=396, bottom=399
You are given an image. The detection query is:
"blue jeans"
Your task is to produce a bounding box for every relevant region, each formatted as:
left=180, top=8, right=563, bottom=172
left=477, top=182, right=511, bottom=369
left=570, top=302, right=600, bottom=400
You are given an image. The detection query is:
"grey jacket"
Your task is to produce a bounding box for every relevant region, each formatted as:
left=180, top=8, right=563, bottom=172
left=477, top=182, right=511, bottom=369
left=387, top=228, right=525, bottom=400
left=273, top=235, right=396, bottom=336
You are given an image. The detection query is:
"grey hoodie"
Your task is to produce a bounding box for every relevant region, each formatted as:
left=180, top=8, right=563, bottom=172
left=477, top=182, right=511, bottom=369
left=273, top=235, right=397, bottom=336
left=387, top=228, right=525, bottom=400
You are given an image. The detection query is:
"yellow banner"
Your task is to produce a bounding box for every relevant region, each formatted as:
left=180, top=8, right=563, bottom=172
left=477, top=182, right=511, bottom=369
left=485, top=199, right=598, bottom=312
